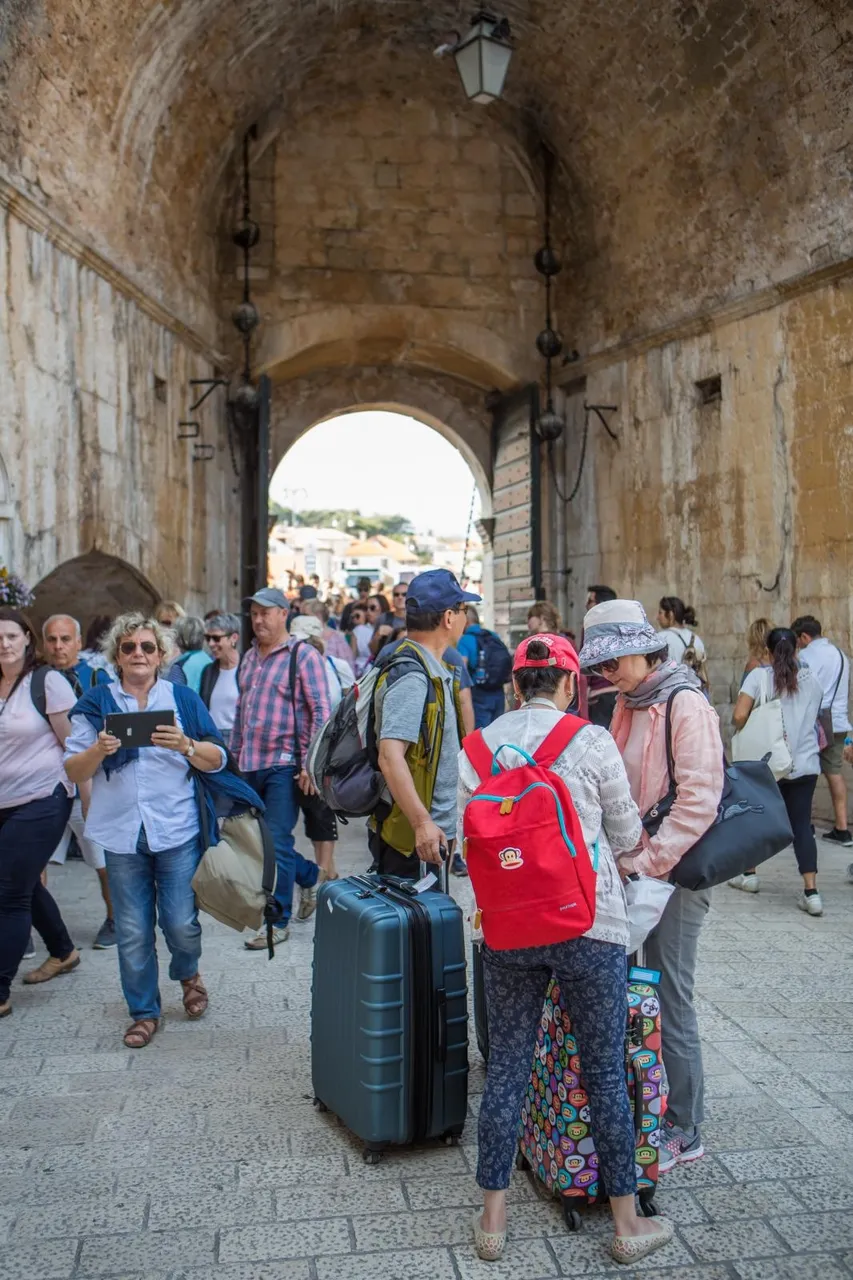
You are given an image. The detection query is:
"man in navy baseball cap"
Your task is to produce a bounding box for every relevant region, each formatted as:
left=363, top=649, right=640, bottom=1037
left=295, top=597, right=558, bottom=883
left=405, top=569, right=481, bottom=616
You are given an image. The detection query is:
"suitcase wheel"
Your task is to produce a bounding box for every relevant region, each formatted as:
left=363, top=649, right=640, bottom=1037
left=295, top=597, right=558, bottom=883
left=443, top=1132, right=462, bottom=1147
left=639, top=1194, right=658, bottom=1218
left=313, top=1098, right=328, bottom=1113
left=362, top=1148, right=383, bottom=1165
left=561, top=1202, right=583, bottom=1233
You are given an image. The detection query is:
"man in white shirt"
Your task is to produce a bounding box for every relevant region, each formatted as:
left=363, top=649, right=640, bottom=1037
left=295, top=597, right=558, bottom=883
left=200, top=613, right=241, bottom=749
left=793, top=614, right=852, bottom=847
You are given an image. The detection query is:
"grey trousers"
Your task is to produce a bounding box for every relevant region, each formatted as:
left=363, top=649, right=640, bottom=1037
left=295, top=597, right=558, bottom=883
left=644, top=884, right=711, bottom=1132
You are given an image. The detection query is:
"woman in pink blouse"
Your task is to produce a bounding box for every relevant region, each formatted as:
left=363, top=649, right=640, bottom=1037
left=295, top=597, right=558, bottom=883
left=580, top=599, right=723, bottom=1178
left=0, top=608, right=79, bottom=1017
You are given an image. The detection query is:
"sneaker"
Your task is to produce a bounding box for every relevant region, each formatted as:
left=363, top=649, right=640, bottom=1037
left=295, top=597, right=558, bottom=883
left=93, top=918, right=117, bottom=950
left=244, top=926, right=289, bottom=950
left=728, top=873, right=759, bottom=893
left=450, top=853, right=469, bottom=878
left=296, top=870, right=328, bottom=922
left=798, top=891, right=823, bottom=917
left=822, top=828, right=853, bottom=847
left=23, top=934, right=36, bottom=960
left=658, top=1122, right=704, bottom=1174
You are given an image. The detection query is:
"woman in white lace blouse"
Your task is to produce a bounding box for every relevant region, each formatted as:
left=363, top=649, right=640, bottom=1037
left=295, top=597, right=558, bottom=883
left=457, top=634, right=673, bottom=1268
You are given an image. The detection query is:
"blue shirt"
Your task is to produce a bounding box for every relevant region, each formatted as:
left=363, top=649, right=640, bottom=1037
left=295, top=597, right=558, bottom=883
left=63, top=679, right=226, bottom=854
left=171, top=650, right=213, bottom=694
left=456, top=626, right=482, bottom=671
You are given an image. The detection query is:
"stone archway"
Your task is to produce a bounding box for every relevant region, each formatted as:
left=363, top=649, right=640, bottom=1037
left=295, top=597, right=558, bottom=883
left=30, top=551, right=160, bottom=635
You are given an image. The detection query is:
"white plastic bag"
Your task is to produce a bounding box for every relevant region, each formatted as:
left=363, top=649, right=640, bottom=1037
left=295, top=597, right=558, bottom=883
left=624, top=876, right=675, bottom=953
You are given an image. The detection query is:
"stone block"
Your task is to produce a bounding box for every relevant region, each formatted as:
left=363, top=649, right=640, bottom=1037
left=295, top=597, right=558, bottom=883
left=78, top=1229, right=216, bottom=1274
left=375, top=164, right=400, bottom=189
left=219, top=1218, right=351, bottom=1263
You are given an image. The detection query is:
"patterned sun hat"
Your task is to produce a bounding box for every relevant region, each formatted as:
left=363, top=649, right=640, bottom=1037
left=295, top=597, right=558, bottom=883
left=577, top=600, right=664, bottom=670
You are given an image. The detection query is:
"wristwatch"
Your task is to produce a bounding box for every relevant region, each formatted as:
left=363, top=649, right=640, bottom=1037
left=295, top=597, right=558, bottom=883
left=185, top=739, right=196, bottom=759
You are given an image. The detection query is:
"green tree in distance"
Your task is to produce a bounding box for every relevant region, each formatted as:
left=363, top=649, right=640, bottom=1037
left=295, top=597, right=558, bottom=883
left=269, top=505, right=414, bottom=540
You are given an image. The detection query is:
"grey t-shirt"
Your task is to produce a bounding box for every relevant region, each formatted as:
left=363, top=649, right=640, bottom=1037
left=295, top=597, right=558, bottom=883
left=377, top=640, right=460, bottom=838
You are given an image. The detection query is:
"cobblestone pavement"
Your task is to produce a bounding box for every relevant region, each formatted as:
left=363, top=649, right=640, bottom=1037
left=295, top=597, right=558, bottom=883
left=2, top=824, right=853, bottom=1280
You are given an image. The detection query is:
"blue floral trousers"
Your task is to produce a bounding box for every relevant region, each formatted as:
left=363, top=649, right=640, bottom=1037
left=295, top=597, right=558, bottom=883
left=477, top=936, right=636, bottom=1197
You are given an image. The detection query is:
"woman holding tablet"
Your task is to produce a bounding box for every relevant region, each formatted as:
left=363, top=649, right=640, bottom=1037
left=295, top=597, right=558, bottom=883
left=64, top=611, right=247, bottom=1048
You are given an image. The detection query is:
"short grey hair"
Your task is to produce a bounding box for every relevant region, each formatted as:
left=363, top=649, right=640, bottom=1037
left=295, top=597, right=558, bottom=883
left=206, top=612, right=241, bottom=638
left=299, top=598, right=329, bottom=625
left=103, top=612, right=170, bottom=668
left=173, top=615, right=206, bottom=653
left=43, top=614, right=81, bottom=639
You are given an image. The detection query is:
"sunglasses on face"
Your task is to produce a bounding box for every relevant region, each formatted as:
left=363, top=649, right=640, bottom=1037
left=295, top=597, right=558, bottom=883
left=590, top=658, right=620, bottom=676
left=393, top=591, right=407, bottom=599
left=120, top=640, right=158, bottom=656
left=205, top=634, right=227, bottom=643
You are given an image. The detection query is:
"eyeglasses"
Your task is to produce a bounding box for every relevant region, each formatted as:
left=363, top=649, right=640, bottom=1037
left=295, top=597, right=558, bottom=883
left=589, top=658, right=620, bottom=676
left=449, top=603, right=467, bottom=614
left=205, top=634, right=227, bottom=643
left=120, top=640, right=158, bottom=656
left=367, top=603, right=381, bottom=612
left=392, top=591, right=407, bottom=599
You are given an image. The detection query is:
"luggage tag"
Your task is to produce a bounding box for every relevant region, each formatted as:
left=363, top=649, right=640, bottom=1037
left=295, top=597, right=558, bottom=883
left=412, top=871, right=437, bottom=894
left=628, top=965, right=661, bottom=985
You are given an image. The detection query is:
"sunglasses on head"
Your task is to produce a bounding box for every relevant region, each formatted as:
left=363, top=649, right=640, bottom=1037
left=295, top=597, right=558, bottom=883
left=120, top=640, right=158, bottom=656
left=589, top=657, right=620, bottom=676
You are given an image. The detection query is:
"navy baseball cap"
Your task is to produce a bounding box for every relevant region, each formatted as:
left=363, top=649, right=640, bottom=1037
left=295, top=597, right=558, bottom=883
left=298, top=584, right=318, bottom=601
left=405, top=569, right=481, bottom=614
left=243, top=587, right=288, bottom=609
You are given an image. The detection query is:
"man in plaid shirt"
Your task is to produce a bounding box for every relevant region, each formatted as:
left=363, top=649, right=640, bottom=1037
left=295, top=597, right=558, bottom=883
left=232, top=588, right=332, bottom=948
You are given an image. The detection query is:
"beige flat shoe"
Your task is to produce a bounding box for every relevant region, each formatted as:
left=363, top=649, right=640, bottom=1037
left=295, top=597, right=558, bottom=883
left=22, top=950, right=81, bottom=984
left=0, top=1000, right=11, bottom=1018
left=473, top=1210, right=506, bottom=1262
left=611, top=1216, right=674, bottom=1265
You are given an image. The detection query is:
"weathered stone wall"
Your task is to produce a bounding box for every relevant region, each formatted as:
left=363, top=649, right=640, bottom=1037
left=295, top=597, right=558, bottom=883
left=0, top=206, right=240, bottom=618
left=551, top=276, right=853, bottom=734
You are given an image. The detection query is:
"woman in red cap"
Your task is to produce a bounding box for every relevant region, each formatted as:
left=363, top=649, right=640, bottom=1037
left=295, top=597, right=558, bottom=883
left=458, top=634, right=674, bottom=1266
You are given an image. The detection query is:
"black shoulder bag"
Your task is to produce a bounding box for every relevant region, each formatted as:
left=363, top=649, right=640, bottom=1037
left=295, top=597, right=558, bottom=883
left=642, top=688, right=794, bottom=890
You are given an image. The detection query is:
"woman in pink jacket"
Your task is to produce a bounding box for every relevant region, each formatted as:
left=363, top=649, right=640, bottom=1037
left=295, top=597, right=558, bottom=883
left=580, top=600, right=723, bottom=1175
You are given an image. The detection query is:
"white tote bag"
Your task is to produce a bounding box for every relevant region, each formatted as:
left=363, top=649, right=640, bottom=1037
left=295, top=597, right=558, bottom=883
left=731, top=668, right=792, bottom=780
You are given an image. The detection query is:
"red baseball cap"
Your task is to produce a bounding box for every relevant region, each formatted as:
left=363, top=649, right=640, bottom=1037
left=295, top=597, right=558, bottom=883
left=513, top=632, right=580, bottom=676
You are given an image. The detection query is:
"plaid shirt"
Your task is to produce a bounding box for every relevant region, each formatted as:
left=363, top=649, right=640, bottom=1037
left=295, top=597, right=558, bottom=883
left=231, top=638, right=332, bottom=773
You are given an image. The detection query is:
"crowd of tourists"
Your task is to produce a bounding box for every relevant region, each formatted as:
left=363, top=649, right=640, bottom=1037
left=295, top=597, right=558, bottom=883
left=0, top=570, right=849, bottom=1266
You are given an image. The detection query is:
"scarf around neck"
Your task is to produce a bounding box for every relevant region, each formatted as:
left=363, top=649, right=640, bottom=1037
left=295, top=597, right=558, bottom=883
left=622, top=658, right=703, bottom=709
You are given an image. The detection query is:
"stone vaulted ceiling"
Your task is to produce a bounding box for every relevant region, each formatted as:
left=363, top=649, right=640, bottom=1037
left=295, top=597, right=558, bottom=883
left=0, top=0, right=851, bottom=345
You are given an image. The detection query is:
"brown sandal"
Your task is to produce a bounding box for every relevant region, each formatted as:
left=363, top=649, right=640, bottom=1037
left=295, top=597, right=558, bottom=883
left=181, top=974, right=208, bottom=1020
left=123, top=1018, right=158, bottom=1049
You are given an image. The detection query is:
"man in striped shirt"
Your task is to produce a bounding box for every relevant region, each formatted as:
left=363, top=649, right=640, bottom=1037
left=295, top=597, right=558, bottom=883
left=232, top=588, right=332, bottom=948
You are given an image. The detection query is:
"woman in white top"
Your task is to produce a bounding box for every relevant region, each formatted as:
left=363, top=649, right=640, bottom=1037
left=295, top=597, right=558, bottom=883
left=656, top=597, right=707, bottom=667
left=731, top=627, right=823, bottom=913
left=457, top=634, right=673, bottom=1267
left=0, top=608, right=79, bottom=1016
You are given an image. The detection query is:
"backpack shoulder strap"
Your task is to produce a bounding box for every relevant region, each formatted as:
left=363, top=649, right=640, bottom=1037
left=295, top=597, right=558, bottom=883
left=533, top=714, right=589, bottom=769
left=462, top=729, right=493, bottom=781
left=30, top=665, right=50, bottom=722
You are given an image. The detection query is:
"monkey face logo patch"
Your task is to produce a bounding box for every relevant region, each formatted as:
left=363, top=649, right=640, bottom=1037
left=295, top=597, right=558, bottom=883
left=498, top=847, right=524, bottom=869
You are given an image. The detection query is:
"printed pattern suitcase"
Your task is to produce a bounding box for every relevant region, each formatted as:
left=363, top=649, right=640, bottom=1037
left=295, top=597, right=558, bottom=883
left=516, top=967, right=663, bottom=1229
left=311, top=874, right=469, bottom=1163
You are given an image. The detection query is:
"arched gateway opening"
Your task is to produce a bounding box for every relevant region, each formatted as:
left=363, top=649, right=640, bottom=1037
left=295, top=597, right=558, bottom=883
left=269, top=406, right=494, bottom=624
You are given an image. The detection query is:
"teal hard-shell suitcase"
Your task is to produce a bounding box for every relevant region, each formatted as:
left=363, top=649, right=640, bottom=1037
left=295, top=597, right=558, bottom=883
left=311, top=873, right=469, bottom=1163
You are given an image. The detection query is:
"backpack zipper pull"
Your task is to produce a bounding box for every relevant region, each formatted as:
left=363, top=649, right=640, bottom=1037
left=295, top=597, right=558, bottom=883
left=500, top=797, right=514, bottom=815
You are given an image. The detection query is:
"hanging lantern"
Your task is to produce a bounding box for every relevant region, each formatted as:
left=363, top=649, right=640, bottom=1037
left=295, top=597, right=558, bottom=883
left=452, top=11, right=513, bottom=104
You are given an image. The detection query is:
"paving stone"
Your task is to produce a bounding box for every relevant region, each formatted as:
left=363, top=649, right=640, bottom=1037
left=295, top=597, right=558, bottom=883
left=779, top=1174, right=853, bottom=1213
left=274, top=1180, right=406, bottom=1220
left=10, top=1190, right=147, bottom=1239
left=403, top=1171, right=537, bottom=1211
left=715, top=1148, right=844, bottom=1183
left=0, top=1239, right=78, bottom=1280
left=238, top=1156, right=349, bottom=1187
left=649, top=1188, right=709, bottom=1224
left=218, top=1219, right=352, bottom=1263
left=546, top=1231, right=695, bottom=1275
left=315, top=1248, right=456, bottom=1280
left=148, top=1188, right=275, bottom=1230
left=734, top=1259, right=852, bottom=1280
left=679, top=1219, right=789, bottom=1262
left=692, top=1180, right=799, bottom=1220
left=453, top=1238, right=560, bottom=1279
left=78, top=1229, right=216, bottom=1273
left=769, top=1211, right=853, bottom=1252
left=172, top=1265, right=311, bottom=1280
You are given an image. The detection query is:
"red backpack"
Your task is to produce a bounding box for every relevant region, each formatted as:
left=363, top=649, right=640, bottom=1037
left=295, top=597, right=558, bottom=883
left=462, top=717, right=598, bottom=951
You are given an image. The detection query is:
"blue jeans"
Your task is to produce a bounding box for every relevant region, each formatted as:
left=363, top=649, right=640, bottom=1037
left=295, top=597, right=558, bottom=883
left=472, top=688, right=506, bottom=730
left=477, top=936, right=635, bottom=1197
left=244, top=766, right=319, bottom=925
left=105, top=828, right=202, bottom=1021
left=0, top=784, right=74, bottom=1003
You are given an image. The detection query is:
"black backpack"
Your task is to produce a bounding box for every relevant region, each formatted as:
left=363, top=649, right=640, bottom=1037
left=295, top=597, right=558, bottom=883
left=474, top=631, right=513, bottom=691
